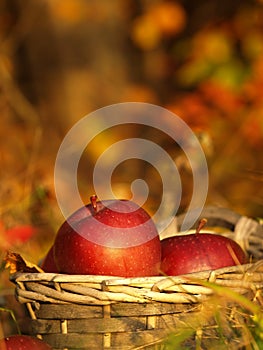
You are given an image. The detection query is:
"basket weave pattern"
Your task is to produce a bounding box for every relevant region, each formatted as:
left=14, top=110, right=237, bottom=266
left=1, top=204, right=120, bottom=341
left=13, top=207, right=263, bottom=349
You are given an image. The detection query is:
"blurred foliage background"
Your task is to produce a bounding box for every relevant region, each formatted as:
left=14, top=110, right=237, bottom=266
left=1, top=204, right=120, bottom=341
left=0, top=0, right=263, bottom=306
left=1, top=0, right=263, bottom=338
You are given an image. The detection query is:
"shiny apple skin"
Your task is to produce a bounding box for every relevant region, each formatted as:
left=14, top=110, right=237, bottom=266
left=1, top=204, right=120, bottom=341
left=0, top=335, right=52, bottom=350
left=40, top=245, right=58, bottom=273
left=160, top=233, right=247, bottom=276
left=53, top=199, right=161, bottom=277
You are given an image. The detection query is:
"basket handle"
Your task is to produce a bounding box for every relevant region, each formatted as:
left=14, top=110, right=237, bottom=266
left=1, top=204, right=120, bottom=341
left=158, top=206, right=242, bottom=239
left=176, top=206, right=241, bottom=232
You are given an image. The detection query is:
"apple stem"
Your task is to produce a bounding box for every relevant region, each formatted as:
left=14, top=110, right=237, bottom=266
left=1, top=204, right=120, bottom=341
left=196, top=218, right=207, bottom=234
left=90, top=195, right=98, bottom=212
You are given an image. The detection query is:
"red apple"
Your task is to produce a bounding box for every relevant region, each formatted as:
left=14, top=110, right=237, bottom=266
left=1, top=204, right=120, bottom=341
left=161, top=219, right=247, bottom=276
left=40, top=245, right=58, bottom=273
left=0, top=335, right=52, bottom=350
left=53, top=195, right=161, bottom=277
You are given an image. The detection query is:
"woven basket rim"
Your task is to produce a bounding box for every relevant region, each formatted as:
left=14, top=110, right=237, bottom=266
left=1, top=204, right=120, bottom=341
left=12, top=260, right=263, bottom=282
left=12, top=260, right=263, bottom=307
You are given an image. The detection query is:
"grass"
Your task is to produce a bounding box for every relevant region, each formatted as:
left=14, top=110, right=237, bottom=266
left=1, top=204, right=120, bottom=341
left=0, top=307, right=20, bottom=336
left=157, top=280, right=263, bottom=350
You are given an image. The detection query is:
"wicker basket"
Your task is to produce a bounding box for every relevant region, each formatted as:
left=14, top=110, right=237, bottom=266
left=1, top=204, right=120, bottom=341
left=12, top=206, right=263, bottom=350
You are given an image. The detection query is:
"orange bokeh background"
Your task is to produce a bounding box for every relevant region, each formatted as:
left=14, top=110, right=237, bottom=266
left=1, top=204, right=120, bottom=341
left=0, top=0, right=263, bottom=335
